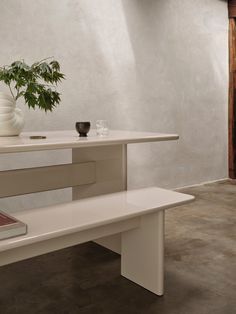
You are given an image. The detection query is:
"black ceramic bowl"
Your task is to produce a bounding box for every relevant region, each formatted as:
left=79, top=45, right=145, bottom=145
left=75, top=122, right=91, bottom=137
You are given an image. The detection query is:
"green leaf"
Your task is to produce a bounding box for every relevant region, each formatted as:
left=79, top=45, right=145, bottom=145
left=50, top=60, right=60, bottom=71
left=0, top=57, right=65, bottom=111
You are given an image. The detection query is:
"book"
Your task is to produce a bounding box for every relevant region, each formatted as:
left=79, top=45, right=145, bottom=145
left=0, top=211, right=27, bottom=240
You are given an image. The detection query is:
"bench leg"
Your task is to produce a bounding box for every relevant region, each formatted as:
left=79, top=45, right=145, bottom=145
left=121, top=210, right=164, bottom=296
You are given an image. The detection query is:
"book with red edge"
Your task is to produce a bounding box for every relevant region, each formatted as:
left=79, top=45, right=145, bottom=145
left=0, top=211, right=27, bottom=240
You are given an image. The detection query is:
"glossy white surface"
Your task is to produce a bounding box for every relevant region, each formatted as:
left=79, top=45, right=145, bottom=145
left=0, top=187, right=193, bottom=252
left=0, top=130, right=179, bottom=153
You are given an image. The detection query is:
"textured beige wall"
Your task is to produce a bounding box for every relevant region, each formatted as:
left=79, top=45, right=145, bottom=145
left=0, top=0, right=229, bottom=211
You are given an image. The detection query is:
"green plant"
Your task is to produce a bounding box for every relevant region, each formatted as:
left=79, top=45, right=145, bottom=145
left=0, top=58, right=65, bottom=112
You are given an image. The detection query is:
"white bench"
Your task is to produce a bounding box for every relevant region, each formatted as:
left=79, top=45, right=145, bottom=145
left=0, top=187, right=194, bottom=296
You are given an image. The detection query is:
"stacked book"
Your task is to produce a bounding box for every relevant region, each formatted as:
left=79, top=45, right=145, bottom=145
left=0, top=211, right=27, bottom=240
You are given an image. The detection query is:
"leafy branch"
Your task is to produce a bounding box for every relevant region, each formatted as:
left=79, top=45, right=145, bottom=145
left=0, top=58, right=65, bottom=112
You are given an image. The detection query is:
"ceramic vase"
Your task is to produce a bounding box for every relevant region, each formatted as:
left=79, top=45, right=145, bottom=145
left=0, top=92, right=24, bottom=136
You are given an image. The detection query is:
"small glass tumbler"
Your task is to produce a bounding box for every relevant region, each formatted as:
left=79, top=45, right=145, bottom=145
left=96, top=120, right=109, bottom=136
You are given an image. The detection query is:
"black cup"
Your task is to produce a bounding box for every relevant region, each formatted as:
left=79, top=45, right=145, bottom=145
left=75, top=122, right=91, bottom=137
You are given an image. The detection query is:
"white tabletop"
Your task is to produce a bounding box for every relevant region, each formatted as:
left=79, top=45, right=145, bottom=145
left=0, top=130, right=179, bottom=153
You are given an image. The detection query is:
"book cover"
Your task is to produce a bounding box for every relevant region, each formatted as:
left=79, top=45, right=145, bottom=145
left=0, top=211, right=27, bottom=240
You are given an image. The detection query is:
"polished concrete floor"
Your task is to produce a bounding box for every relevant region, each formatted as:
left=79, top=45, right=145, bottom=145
left=0, top=181, right=235, bottom=314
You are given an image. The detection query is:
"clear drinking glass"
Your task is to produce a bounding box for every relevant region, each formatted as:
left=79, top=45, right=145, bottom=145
left=96, top=120, right=109, bottom=136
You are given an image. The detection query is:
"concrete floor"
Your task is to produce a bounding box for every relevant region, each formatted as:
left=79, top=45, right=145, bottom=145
left=0, top=180, right=235, bottom=314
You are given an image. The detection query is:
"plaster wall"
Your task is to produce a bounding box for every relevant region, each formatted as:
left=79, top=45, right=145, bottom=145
left=0, top=0, right=229, bottom=212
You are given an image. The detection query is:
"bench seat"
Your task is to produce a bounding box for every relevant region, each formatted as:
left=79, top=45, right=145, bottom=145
left=0, top=187, right=194, bottom=295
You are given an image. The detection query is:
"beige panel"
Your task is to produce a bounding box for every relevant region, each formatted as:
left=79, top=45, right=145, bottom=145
left=0, top=218, right=139, bottom=267
left=0, top=162, right=96, bottom=198
left=0, top=130, right=179, bottom=154
left=72, top=145, right=127, bottom=199
left=122, top=211, right=164, bottom=296
left=72, top=144, right=127, bottom=253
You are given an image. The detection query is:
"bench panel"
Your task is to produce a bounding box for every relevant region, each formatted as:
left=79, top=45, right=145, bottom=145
left=0, top=218, right=139, bottom=266
left=0, top=187, right=194, bottom=295
left=0, top=187, right=194, bottom=253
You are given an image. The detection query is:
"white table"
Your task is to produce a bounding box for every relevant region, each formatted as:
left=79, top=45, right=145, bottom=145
left=0, top=129, right=178, bottom=252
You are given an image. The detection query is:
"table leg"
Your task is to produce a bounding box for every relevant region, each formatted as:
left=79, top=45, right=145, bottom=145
left=72, top=144, right=127, bottom=253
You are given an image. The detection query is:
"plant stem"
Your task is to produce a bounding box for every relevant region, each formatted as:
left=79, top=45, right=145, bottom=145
left=32, top=56, right=54, bottom=67
left=39, top=56, right=54, bottom=63
left=16, top=85, right=21, bottom=100
left=8, top=84, right=15, bottom=99
left=15, top=92, right=20, bottom=100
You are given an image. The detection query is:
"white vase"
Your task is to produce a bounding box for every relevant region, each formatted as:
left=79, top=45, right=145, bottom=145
left=0, top=92, right=25, bottom=136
